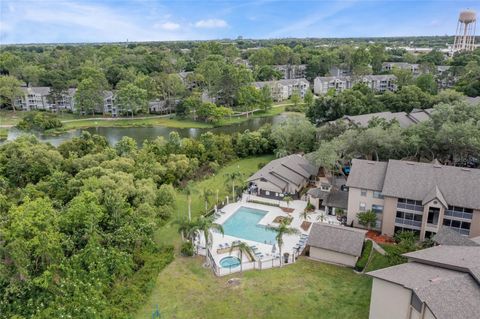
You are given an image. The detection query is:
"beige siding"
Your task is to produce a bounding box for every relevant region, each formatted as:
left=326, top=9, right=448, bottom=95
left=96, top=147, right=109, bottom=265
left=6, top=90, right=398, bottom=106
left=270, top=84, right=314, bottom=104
left=347, top=187, right=385, bottom=228
left=369, top=278, right=412, bottom=319
left=309, top=246, right=357, bottom=267
left=470, top=210, right=480, bottom=237
left=381, top=196, right=397, bottom=237
left=423, top=306, right=436, bottom=319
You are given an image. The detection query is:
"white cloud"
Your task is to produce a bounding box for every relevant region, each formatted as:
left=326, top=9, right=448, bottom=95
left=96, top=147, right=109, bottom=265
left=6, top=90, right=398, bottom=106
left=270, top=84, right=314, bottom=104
left=195, top=19, right=228, bottom=29
left=155, top=22, right=180, bottom=30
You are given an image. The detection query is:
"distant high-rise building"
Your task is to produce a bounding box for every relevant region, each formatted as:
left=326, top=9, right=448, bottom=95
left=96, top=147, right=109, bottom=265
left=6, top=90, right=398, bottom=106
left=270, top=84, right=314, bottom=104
left=453, top=10, right=476, bottom=53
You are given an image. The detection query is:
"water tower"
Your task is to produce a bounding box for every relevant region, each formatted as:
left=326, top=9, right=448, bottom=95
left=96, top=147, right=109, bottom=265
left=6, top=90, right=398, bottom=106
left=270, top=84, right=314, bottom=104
left=453, top=10, right=476, bottom=53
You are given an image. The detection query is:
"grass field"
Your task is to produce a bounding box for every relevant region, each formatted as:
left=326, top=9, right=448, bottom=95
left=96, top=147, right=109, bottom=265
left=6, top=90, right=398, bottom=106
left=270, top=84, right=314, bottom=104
left=154, top=155, right=275, bottom=248
left=141, top=155, right=378, bottom=319
left=134, top=257, right=372, bottom=319
left=0, top=128, right=8, bottom=140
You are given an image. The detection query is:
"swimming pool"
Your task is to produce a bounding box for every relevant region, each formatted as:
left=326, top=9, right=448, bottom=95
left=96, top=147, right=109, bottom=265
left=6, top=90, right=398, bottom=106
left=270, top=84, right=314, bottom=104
left=222, top=206, right=277, bottom=244
left=220, top=256, right=241, bottom=268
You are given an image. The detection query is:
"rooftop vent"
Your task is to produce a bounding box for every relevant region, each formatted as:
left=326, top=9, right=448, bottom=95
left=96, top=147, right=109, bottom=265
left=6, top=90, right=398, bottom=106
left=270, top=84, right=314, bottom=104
left=461, top=168, right=471, bottom=172
left=429, top=277, right=443, bottom=283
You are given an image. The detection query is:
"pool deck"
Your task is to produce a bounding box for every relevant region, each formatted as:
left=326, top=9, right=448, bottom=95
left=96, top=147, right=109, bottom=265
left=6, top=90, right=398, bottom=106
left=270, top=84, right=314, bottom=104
left=197, top=194, right=341, bottom=275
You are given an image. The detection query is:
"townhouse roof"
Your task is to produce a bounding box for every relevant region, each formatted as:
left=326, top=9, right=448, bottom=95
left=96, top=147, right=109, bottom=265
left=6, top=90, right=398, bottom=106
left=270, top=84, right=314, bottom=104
left=315, top=74, right=396, bottom=83
left=433, top=227, right=480, bottom=247
left=21, top=86, right=51, bottom=95
left=368, top=261, right=480, bottom=319
left=324, top=190, right=348, bottom=209
left=465, top=96, right=480, bottom=106
left=307, top=188, right=348, bottom=209
left=307, top=223, right=367, bottom=256
left=345, top=159, right=388, bottom=191
left=382, top=160, right=480, bottom=210
left=342, top=108, right=433, bottom=128
left=382, top=62, right=419, bottom=69
left=253, top=78, right=309, bottom=88
left=348, top=159, right=480, bottom=210
left=248, top=154, right=318, bottom=192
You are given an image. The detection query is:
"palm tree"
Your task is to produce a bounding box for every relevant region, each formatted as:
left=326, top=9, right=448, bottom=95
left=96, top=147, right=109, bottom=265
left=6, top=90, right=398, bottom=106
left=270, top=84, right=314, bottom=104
left=194, top=215, right=224, bottom=265
left=201, top=188, right=213, bottom=214
left=183, top=181, right=196, bottom=221
left=174, top=217, right=197, bottom=243
left=283, top=195, right=293, bottom=207
left=229, top=241, right=255, bottom=271
left=267, top=220, right=300, bottom=267
left=224, top=171, right=243, bottom=200
left=300, top=209, right=313, bottom=221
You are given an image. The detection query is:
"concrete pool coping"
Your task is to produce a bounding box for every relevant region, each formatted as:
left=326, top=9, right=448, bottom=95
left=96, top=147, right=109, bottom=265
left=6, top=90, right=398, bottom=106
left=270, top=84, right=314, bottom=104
left=196, top=195, right=341, bottom=275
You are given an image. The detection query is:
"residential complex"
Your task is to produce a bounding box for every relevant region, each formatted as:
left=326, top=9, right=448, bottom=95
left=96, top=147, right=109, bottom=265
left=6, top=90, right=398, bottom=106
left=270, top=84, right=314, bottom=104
left=346, top=159, right=480, bottom=240
left=13, top=86, right=174, bottom=116
left=272, top=64, right=307, bottom=80
left=15, top=86, right=76, bottom=111
left=253, top=78, right=310, bottom=102
left=313, top=75, right=396, bottom=95
left=368, top=235, right=480, bottom=319
left=247, top=154, right=318, bottom=199
left=341, top=108, right=434, bottom=128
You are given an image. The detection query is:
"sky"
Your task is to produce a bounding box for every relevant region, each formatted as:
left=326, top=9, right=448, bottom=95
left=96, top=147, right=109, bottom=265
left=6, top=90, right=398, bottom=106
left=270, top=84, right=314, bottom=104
left=0, top=0, right=478, bottom=44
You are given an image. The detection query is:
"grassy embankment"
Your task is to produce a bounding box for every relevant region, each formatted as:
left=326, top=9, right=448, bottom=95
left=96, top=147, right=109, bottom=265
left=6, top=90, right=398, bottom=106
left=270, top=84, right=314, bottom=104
left=0, top=103, right=291, bottom=134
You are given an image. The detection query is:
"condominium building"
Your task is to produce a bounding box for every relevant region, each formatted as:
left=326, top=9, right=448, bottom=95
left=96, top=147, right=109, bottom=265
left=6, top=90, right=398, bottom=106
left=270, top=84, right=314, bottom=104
left=346, top=159, right=480, bottom=240
left=382, top=62, right=421, bottom=76
left=253, top=78, right=310, bottom=102
left=272, top=64, right=307, bottom=80
left=367, top=242, right=480, bottom=319
left=341, top=108, right=434, bottom=129
left=313, top=75, right=396, bottom=95
left=15, top=86, right=77, bottom=111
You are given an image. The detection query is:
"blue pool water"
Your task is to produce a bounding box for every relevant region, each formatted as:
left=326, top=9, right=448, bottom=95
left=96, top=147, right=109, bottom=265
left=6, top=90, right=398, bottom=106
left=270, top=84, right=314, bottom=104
left=220, top=256, right=241, bottom=268
left=222, top=207, right=277, bottom=244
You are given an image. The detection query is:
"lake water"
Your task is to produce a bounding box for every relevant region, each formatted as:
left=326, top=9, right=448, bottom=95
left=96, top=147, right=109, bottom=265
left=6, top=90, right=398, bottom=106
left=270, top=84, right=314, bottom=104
left=6, top=114, right=289, bottom=146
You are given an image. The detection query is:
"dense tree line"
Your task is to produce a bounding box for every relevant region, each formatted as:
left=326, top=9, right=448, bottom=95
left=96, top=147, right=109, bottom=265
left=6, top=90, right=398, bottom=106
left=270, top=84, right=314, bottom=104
left=309, top=101, right=480, bottom=169
left=0, top=117, right=324, bottom=317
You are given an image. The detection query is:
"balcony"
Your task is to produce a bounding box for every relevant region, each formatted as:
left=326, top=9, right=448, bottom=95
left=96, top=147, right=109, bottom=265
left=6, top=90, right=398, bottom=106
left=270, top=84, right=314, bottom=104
left=395, top=217, right=422, bottom=229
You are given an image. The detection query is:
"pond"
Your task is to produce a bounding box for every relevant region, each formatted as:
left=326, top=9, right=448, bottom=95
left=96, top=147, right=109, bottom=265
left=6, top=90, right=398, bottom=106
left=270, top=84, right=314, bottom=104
left=6, top=114, right=290, bottom=147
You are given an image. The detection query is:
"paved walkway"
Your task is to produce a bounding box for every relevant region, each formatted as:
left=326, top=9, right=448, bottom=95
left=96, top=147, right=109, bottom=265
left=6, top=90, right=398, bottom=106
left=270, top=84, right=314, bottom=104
left=369, top=239, right=386, bottom=255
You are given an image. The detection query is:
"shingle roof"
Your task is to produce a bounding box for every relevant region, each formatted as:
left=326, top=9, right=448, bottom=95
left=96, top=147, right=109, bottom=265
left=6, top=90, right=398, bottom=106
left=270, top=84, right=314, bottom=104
left=248, top=154, right=317, bottom=193
left=307, top=223, right=366, bottom=256
left=324, top=190, right=348, bottom=209
left=368, top=245, right=480, bottom=319
left=381, top=160, right=480, bottom=210
left=343, top=109, right=432, bottom=128
left=465, top=96, right=480, bottom=106
left=307, top=188, right=330, bottom=200
left=345, top=159, right=388, bottom=191
left=433, top=227, right=480, bottom=247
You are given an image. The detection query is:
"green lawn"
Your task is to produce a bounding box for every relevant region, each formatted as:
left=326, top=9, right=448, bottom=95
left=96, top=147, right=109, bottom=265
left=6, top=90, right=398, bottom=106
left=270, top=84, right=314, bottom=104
left=60, top=116, right=213, bottom=130
left=134, top=257, right=372, bottom=319
left=364, top=244, right=404, bottom=273
left=155, top=155, right=275, bottom=248
left=0, top=128, right=8, bottom=140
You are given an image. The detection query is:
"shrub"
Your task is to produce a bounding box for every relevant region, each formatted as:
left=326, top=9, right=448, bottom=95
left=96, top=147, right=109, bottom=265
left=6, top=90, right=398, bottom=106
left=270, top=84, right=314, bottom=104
left=181, top=241, right=194, bottom=256
left=355, top=240, right=373, bottom=271
left=17, top=112, right=63, bottom=131
left=357, top=210, right=377, bottom=230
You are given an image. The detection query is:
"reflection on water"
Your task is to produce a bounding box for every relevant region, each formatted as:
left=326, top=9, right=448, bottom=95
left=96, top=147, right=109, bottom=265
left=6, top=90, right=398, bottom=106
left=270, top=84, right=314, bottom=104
left=7, top=114, right=290, bottom=147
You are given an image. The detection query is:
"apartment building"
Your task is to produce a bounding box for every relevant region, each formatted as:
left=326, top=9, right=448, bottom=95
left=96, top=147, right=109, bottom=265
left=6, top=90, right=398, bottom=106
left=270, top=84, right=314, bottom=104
left=341, top=108, right=434, bottom=128
left=346, top=159, right=480, bottom=240
left=382, top=62, right=421, bottom=76
left=313, top=75, right=396, bottom=95
left=253, top=78, right=309, bottom=102
left=272, top=64, right=307, bottom=80
left=367, top=241, right=480, bottom=319
left=14, top=86, right=75, bottom=111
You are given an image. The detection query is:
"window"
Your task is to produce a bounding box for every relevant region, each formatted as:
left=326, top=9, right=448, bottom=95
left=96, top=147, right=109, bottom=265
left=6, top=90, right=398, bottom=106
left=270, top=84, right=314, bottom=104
left=360, top=189, right=367, bottom=197
left=373, top=191, right=384, bottom=199
left=265, top=191, right=270, bottom=195
left=372, top=205, right=384, bottom=214
left=359, top=202, right=366, bottom=212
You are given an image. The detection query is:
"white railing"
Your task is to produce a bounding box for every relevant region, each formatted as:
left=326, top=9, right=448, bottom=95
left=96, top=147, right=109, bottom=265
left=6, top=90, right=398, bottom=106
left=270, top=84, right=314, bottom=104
left=208, top=246, right=304, bottom=277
